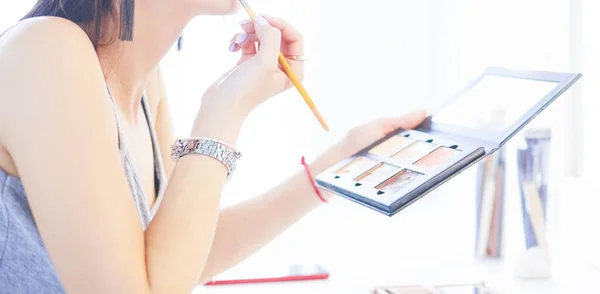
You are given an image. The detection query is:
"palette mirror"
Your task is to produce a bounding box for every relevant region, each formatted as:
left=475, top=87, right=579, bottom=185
left=432, top=75, right=558, bottom=133
left=316, top=67, right=582, bottom=216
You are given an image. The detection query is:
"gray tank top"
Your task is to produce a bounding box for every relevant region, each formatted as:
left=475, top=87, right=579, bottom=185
left=0, top=94, right=167, bottom=293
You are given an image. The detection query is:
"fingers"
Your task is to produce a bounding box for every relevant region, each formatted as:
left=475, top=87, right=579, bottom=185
left=379, top=110, right=428, bottom=134
left=229, top=32, right=258, bottom=54
left=240, top=16, right=303, bottom=43
left=251, top=16, right=281, bottom=68
left=240, top=38, right=258, bottom=56
left=228, top=33, right=246, bottom=52
left=239, top=15, right=304, bottom=55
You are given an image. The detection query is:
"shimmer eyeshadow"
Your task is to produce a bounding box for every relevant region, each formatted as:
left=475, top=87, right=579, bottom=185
left=370, top=135, right=415, bottom=157
left=391, top=141, right=437, bottom=163
left=316, top=68, right=577, bottom=217
left=354, top=162, right=402, bottom=187
left=376, top=169, right=422, bottom=193
left=334, top=156, right=378, bottom=177
left=413, top=146, right=460, bottom=169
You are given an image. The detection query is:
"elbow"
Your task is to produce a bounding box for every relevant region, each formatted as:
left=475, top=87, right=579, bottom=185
left=147, top=279, right=201, bottom=294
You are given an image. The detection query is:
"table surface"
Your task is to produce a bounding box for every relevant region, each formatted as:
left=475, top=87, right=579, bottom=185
left=197, top=257, right=600, bottom=294
left=194, top=171, right=600, bottom=294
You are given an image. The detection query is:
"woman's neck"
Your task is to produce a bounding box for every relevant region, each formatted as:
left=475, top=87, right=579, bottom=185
left=98, top=3, right=192, bottom=119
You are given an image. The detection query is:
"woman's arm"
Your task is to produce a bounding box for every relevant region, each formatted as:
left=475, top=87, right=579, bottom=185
left=0, top=18, right=240, bottom=294
left=153, top=82, right=334, bottom=281
left=198, top=145, right=340, bottom=282
left=148, top=60, right=335, bottom=283
left=146, top=66, right=177, bottom=178
left=149, top=14, right=426, bottom=280
left=196, top=107, right=427, bottom=281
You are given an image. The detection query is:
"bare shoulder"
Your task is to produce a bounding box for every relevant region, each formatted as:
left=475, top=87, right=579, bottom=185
left=0, top=16, right=94, bottom=54
left=0, top=16, right=103, bottom=101
left=0, top=16, right=114, bottom=150
left=0, top=16, right=101, bottom=80
left=0, top=17, right=105, bottom=131
left=0, top=21, right=152, bottom=294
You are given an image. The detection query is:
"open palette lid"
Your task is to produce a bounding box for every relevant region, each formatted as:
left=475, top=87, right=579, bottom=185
left=419, top=67, right=582, bottom=152
left=315, top=67, right=581, bottom=216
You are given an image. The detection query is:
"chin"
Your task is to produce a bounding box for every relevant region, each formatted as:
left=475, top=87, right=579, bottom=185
left=224, top=1, right=243, bottom=15
left=206, top=0, right=243, bottom=15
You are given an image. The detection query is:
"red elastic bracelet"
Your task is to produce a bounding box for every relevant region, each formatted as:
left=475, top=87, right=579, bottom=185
left=300, top=156, right=327, bottom=203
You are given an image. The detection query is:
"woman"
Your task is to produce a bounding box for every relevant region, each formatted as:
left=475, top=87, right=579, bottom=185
left=0, top=0, right=425, bottom=293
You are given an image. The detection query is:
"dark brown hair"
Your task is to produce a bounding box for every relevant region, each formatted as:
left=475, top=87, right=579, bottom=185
left=21, top=0, right=134, bottom=48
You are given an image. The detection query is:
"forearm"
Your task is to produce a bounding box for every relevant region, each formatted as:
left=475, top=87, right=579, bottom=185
left=198, top=142, right=343, bottom=282
left=144, top=110, right=244, bottom=293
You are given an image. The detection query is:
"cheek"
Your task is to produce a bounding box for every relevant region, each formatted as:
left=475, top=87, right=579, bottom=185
left=190, top=0, right=242, bottom=15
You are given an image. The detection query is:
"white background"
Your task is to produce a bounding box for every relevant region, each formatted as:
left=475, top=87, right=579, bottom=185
left=2, top=0, right=599, bottom=291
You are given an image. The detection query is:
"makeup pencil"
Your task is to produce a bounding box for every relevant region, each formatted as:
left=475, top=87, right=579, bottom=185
left=238, top=0, right=329, bottom=131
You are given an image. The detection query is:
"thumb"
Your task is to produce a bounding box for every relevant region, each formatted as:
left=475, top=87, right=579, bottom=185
left=382, top=110, right=428, bottom=134
left=253, top=15, right=281, bottom=68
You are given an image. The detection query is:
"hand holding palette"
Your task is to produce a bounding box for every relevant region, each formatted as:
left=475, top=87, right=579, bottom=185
left=316, top=67, right=581, bottom=216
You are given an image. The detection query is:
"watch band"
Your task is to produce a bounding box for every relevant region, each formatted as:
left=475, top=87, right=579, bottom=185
left=171, top=138, right=242, bottom=180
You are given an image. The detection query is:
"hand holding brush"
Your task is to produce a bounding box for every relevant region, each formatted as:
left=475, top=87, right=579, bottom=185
left=233, top=0, right=329, bottom=131
left=199, top=14, right=312, bottom=140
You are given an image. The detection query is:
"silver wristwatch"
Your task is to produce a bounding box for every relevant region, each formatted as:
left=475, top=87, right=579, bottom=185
left=170, top=138, right=242, bottom=180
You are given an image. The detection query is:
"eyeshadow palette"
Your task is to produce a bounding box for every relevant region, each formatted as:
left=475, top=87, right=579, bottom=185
left=316, top=67, right=581, bottom=216
left=372, top=282, right=498, bottom=294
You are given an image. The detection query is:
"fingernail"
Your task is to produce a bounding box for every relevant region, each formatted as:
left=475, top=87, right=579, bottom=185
left=239, top=19, right=252, bottom=25
left=229, top=42, right=238, bottom=52
left=254, top=15, right=269, bottom=25
left=234, top=32, right=248, bottom=44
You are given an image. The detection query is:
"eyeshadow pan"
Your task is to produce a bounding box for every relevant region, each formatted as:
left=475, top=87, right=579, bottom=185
left=384, top=287, right=435, bottom=294
left=413, top=146, right=460, bottom=169
left=391, top=141, right=437, bottom=162
left=369, top=135, right=415, bottom=157
left=376, top=169, right=421, bottom=193
left=354, top=162, right=401, bottom=186
left=334, top=156, right=378, bottom=177
left=434, top=285, right=494, bottom=294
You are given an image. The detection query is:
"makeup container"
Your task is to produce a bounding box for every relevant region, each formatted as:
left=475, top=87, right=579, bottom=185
left=474, top=110, right=506, bottom=259
left=514, top=128, right=552, bottom=278
left=372, top=281, right=498, bottom=294
left=316, top=67, right=581, bottom=216
left=519, top=128, right=551, bottom=250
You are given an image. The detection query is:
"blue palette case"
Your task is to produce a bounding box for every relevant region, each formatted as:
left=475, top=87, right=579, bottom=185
left=315, top=67, right=581, bottom=216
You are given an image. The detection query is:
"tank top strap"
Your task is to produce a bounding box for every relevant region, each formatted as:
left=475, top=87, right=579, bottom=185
left=140, top=93, right=167, bottom=210
left=106, top=88, right=125, bottom=149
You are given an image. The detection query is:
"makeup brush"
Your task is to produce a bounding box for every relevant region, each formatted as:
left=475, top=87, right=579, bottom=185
left=237, top=0, right=329, bottom=131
